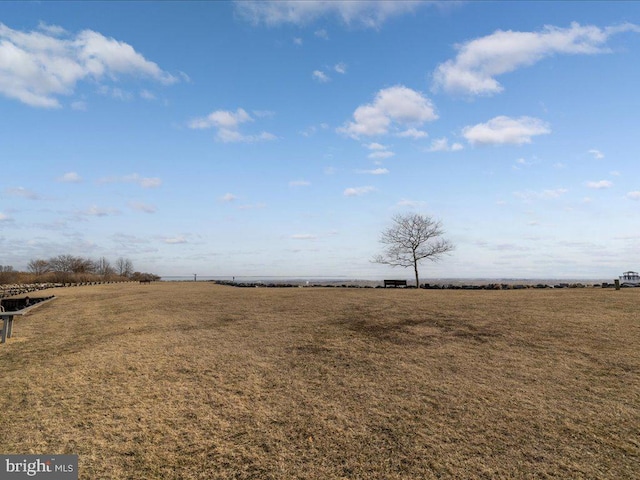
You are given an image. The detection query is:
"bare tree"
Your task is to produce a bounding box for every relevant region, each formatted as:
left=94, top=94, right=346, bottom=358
left=373, top=213, right=454, bottom=287
left=94, top=257, right=115, bottom=278
left=48, top=254, right=77, bottom=273
left=27, top=259, right=50, bottom=276
left=115, top=257, right=134, bottom=277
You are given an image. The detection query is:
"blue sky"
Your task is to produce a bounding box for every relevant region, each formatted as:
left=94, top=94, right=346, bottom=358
left=1, top=1, right=639, bottom=279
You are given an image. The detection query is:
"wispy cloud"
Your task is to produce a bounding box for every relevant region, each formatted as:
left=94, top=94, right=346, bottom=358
left=0, top=22, right=178, bottom=108
left=312, top=70, right=331, bottom=83
left=357, top=168, right=389, bottom=175
left=129, top=201, right=157, bottom=213
left=81, top=205, right=120, bottom=217
left=396, top=199, right=427, bottom=208
left=396, top=128, right=428, bottom=139
left=368, top=150, right=395, bottom=159
left=57, top=172, right=82, bottom=183
left=588, top=149, right=605, bottom=159
left=99, top=173, right=162, bottom=188
left=188, top=108, right=276, bottom=143
left=235, top=1, right=436, bottom=29
left=364, top=142, right=387, bottom=150
left=220, top=193, right=237, bottom=202
left=513, top=188, right=569, bottom=202
left=334, top=62, right=347, bottom=74
left=4, top=186, right=40, bottom=200
left=289, top=180, right=311, bottom=187
left=627, top=191, right=640, bottom=200
left=586, top=180, right=613, bottom=189
left=344, top=186, right=375, bottom=197
left=140, top=89, right=156, bottom=101
left=433, top=22, right=640, bottom=96
left=463, top=116, right=550, bottom=146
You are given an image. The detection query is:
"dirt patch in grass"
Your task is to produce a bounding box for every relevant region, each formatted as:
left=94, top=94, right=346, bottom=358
left=1, top=283, right=638, bottom=479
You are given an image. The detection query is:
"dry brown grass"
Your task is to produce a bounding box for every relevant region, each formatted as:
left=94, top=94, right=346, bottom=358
left=1, top=283, right=638, bottom=479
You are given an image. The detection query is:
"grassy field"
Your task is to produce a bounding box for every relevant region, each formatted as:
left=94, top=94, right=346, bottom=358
left=1, top=282, right=638, bottom=479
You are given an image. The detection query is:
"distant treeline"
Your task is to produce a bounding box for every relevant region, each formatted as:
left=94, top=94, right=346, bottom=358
left=0, top=255, right=160, bottom=285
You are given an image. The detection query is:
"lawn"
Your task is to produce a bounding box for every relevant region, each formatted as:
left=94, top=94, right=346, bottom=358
left=1, top=283, right=638, bottom=479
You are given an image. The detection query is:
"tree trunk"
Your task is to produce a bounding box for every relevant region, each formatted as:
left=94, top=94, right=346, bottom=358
left=413, top=253, right=420, bottom=288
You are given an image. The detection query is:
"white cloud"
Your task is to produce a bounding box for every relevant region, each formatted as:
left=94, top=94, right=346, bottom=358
left=98, top=85, right=133, bottom=101
left=334, top=62, right=347, bottom=74
left=293, top=37, right=303, bottom=46
left=463, top=116, right=551, bottom=146
left=396, top=199, right=426, bottom=207
left=0, top=22, right=177, bottom=108
left=339, top=85, right=438, bottom=139
left=314, top=29, right=329, bottom=40
left=368, top=150, right=395, bottom=159
left=216, top=129, right=276, bottom=143
left=428, top=137, right=464, bottom=152
left=138, top=177, right=162, bottom=188
left=221, top=193, right=237, bottom=202
left=98, top=173, right=162, bottom=188
left=188, top=108, right=276, bottom=143
left=58, top=172, right=82, bottom=183
left=82, top=205, right=119, bottom=217
left=396, top=128, right=428, bottom=139
left=364, top=142, right=387, bottom=150
left=357, top=168, right=389, bottom=175
left=289, top=180, right=311, bottom=187
left=129, top=201, right=157, bottom=213
left=189, top=108, right=252, bottom=129
left=4, top=186, right=40, bottom=199
left=586, top=180, right=613, bottom=189
left=140, top=89, right=156, bottom=101
left=344, top=186, right=375, bottom=197
left=70, top=100, right=87, bottom=111
left=513, top=188, right=569, bottom=202
left=0, top=212, right=10, bottom=221
left=433, top=22, right=640, bottom=96
left=588, top=149, right=605, bottom=159
left=312, top=70, right=331, bottom=82
left=235, top=1, right=434, bottom=28
left=626, top=191, right=640, bottom=200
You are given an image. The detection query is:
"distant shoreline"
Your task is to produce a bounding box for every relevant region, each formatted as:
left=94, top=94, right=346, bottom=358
left=161, top=275, right=614, bottom=284
left=160, top=276, right=619, bottom=289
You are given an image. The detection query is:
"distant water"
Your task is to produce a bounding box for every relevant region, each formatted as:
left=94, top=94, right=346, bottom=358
left=161, top=275, right=359, bottom=283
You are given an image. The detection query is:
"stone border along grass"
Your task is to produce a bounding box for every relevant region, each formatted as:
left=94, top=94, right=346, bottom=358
left=0, top=281, right=136, bottom=299
left=213, top=280, right=622, bottom=290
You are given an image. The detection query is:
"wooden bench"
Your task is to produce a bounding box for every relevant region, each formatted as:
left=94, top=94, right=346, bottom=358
left=384, top=279, right=407, bottom=288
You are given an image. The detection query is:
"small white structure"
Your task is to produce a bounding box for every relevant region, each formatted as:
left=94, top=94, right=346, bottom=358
left=619, top=271, right=640, bottom=286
